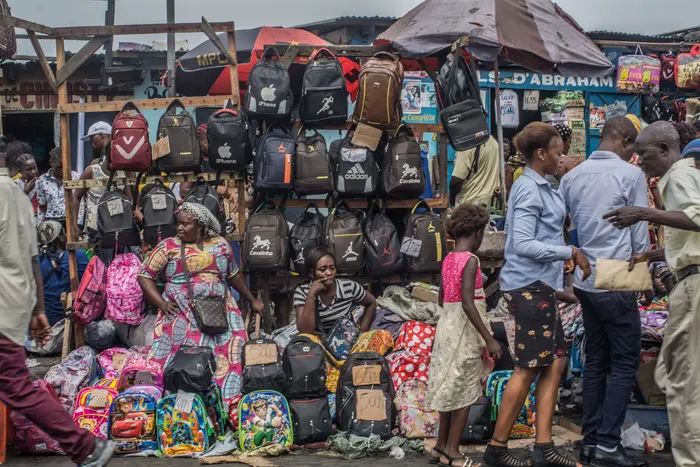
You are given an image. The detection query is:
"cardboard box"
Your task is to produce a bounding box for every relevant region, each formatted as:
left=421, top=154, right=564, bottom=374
left=636, top=358, right=666, bottom=406
left=411, top=285, right=439, bottom=303
left=565, top=106, right=585, bottom=121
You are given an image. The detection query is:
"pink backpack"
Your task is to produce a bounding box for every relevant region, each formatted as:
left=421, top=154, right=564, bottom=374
left=73, top=256, right=107, bottom=325
left=99, top=348, right=132, bottom=379
left=73, top=386, right=119, bottom=439
left=117, top=353, right=164, bottom=392
left=105, top=253, right=145, bottom=326
left=11, top=380, right=65, bottom=454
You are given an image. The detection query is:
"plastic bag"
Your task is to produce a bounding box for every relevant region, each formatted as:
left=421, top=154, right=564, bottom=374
left=676, top=45, right=700, bottom=89
left=616, top=49, right=660, bottom=94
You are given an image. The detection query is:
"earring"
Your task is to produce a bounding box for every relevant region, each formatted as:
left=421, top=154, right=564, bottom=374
left=539, top=156, right=545, bottom=161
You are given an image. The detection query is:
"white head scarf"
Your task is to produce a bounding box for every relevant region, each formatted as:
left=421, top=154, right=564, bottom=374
left=178, top=202, right=221, bottom=237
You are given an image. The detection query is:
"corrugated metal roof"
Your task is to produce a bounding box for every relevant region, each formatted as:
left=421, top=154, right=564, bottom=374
left=587, top=30, right=679, bottom=43
left=295, top=15, right=396, bottom=31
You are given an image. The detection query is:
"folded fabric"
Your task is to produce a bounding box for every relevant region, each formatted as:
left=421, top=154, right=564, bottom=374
left=595, top=258, right=653, bottom=291
left=386, top=351, right=430, bottom=391
left=394, top=321, right=435, bottom=356
left=376, top=286, right=441, bottom=324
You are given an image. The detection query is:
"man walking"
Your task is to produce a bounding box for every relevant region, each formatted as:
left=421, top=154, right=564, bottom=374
left=0, top=151, right=115, bottom=466
left=605, top=122, right=700, bottom=467
left=560, top=117, right=648, bottom=467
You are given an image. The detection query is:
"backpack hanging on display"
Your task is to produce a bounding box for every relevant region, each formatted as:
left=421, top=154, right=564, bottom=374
left=382, top=125, right=425, bottom=198
left=295, top=128, right=333, bottom=195
left=207, top=104, right=252, bottom=171
left=163, top=346, right=217, bottom=394
left=352, top=52, right=404, bottom=130
left=331, top=131, right=379, bottom=197
left=156, top=99, right=201, bottom=173
left=243, top=200, right=289, bottom=272
left=254, top=125, right=295, bottom=193
left=364, top=202, right=404, bottom=276
left=324, top=201, right=365, bottom=275
left=73, top=385, right=119, bottom=440
left=283, top=335, right=327, bottom=399
left=110, top=101, right=152, bottom=172
left=238, top=390, right=293, bottom=452
left=437, top=48, right=489, bottom=151
left=642, top=95, right=663, bottom=123
left=96, top=173, right=139, bottom=249
left=289, top=202, right=325, bottom=274
left=241, top=316, right=287, bottom=394
left=403, top=200, right=447, bottom=273
left=245, top=47, right=293, bottom=121
left=661, top=52, right=676, bottom=83
left=300, top=48, right=349, bottom=125
left=73, top=256, right=108, bottom=325
left=157, top=393, right=216, bottom=457
left=183, top=177, right=225, bottom=230
left=105, top=252, right=146, bottom=326
left=142, top=179, right=177, bottom=247
left=289, top=398, right=332, bottom=445
left=109, top=385, right=162, bottom=454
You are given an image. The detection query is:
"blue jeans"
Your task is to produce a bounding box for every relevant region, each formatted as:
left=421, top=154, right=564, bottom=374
left=574, top=289, right=641, bottom=449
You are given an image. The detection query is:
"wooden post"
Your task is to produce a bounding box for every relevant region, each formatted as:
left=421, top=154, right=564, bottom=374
left=227, top=27, right=246, bottom=242
left=438, top=133, right=449, bottom=224
left=166, top=0, right=176, bottom=97
left=493, top=60, right=506, bottom=210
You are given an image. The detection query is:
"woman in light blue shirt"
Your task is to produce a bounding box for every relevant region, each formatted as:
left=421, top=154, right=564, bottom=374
left=485, top=123, right=590, bottom=467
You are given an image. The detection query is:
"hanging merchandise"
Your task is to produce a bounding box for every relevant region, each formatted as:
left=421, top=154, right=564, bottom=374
left=295, top=129, right=333, bottom=195
left=661, top=53, right=676, bottom=84
left=243, top=200, right=289, bottom=272
left=183, top=177, right=225, bottom=229
left=403, top=200, right=447, bottom=273
left=330, top=130, right=379, bottom=198
left=96, top=173, right=140, bottom=249
left=207, top=105, right=253, bottom=172
left=381, top=125, right=425, bottom=198
left=353, top=52, right=404, bottom=130
left=364, top=202, right=404, bottom=277
left=499, top=89, right=520, bottom=128
left=324, top=201, right=365, bottom=275
left=616, top=48, right=661, bottom=93
left=675, top=45, right=700, bottom=89
left=245, top=47, right=293, bottom=121
left=289, top=202, right=325, bottom=274
left=141, top=179, right=177, bottom=248
left=300, top=48, right=349, bottom=125
left=642, top=95, right=663, bottom=124
left=156, top=99, right=201, bottom=173
left=254, top=125, right=295, bottom=193
left=110, top=101, right=152, bottom=172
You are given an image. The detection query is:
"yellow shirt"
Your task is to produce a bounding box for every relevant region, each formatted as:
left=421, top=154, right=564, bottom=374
left=658, top=158, right=700, bottom=272
left=452, top=136, right=500, bottom=208
left=513, top=167, right=524, bottom=182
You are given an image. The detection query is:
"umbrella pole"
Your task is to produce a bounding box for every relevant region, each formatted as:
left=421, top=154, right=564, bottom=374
left=493, top=60, right=506, bottom=214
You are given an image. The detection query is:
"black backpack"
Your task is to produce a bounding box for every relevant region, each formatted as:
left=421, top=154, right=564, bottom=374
left=336, top=352, right=394, bottom=439
left=289, top=202, right=325, bottom=274
left=163, top=346, right=216, bottom=394
left=243, top=201, right=289, bottom=272
left=295, top=129, right=333, bottom=195
left=156, top=99, right=201, bottom=173
left=330, top=131, right=379, bottom=197
left=96, top=173, right=139, bottom=249
left=241, top=329, right=287, bottom=395
left=403, top=200, right=448, bottom=273
left=382, top=125, right=425, bottom=198
left=254, top=125, right=295, bottom=193
left=642, top=95, right=663, bottom=123
left=141, top=179, right=177, bottom=247
left=283, top=335, right=327, bottom=398
left=245, top=47, right=293, bottom=121
left=290, top=398, right=332, bottom=445
left=300, top=48, right=349, bottom=125
left=364, top=203, right=404, bottom=276
left=324, top=201, right=365, bottom=275
left=183, top=177, right=225, bottom=231
left=207, top=106, right=252, bottom=171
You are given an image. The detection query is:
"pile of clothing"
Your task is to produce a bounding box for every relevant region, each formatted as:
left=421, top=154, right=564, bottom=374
left=639, top=298, right=668, bottom=342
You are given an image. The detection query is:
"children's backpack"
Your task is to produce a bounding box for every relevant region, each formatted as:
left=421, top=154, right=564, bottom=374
left=336, top=351, right=394, bottom=439
left=254, top=125, right=295, bottom=193
left=163, top=346, right=216, bottom=394
left=207, top=106, right=252, bottom=171
left=241, top=321, right=287, bottom=395
left=486, top=370, right=536, bottom=439
left=157, top=393, right=216, bottom=457
left=382, top=125, right=425, bottom=198
left=387, top=350, right=431, bottom=392
left=96, top=174, right=139, bottom=249
left=364, top=203, right=404, bottom=276
left=289, top=398, right=332, bottom=445
left=156, top=99, right=200, bottom=173
left=105, top=252, right=145, bottom=326
left=203, top=384, right=228, bottom=436
left=295, top=129, right=333, bottom=195
left=142, top=179, right=178, bottom=247
left=109, top=385, right=162, bottom=454
left=324, top=202, right=365, bottom=275
left=289, top=202, right=325, bottom=274
left=117, top=353, right=164, bottom=392
left=395, top=380, right=439, bottom=439
left=44, top=346, right=102, bottom=413
left=403, top=201, right=447, bottom=273
left=243, top=201, right=289, bottom=272
left=110, top=101, right=152, bottom=172
left=99, top=347, right=132, bottom=379
left=352, top=52, right=404, bottom=130
left=283, top=335, right=327, bottom=399
left=300, top=48, right=349, bottom=125
left=323, top=316, right=360, bottom=361
left=245, top=47, right=293, bottom=121
left=73, top=385, right=119, bottom=439
left=238, top=390, right=293, bottom=452
left=10, top=380, right=65, bottom=454
left=183, top=177, right=225, bottom=230
left=331, top=132, right=379, bottom=197
left=94, top=378, right=119, bottom=390
left=395, top=321, right=436, bottom=356
left=73, top=256, right=107, bottom=325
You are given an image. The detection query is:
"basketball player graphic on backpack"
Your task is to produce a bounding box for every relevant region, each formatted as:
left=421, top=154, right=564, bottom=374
left=343, top=242, right=359, bottom=260
left=252, top=400, right=284, bottom=447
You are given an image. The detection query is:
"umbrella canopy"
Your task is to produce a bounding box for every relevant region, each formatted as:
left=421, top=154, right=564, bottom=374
left=376, top=0, right=614, bottom=77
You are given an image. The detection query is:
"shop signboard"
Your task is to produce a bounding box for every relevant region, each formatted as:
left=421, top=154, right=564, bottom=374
left=401, top=71, right=438, bottom=125
left=477, top=70, right=617, bottom=92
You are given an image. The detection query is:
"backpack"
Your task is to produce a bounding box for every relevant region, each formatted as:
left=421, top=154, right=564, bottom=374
left=364, top=203, right=404, bottom=276
left=44, top=346, right=102, bottom=413
left=642, top=94, right=663, bottom=123
left=163, top=346, right=216, bottom=394
left=241, top=322, right=287, bottom=395
left=324, top=202, right=365, bottom=275
left=243, top=201, right=289, bottom=272
left=207, top=107, right=252, bottom=171
left=96, top=174, right=139, bottom=249
left=238, top=390, right=293, bottom=452
left=73, top=385, right=119, bottom=440
left=295, top=129, right=333, bottom=195
left=661, top=52, right=676, bottom=83
left=110, top=101, right=152, bottom=172
left=486, top=370, right=536, bottom=439
left=289, top=202, right=325, bottom=274
left=157, top=393, right=216, bottom=457
left=183, top=177, right=225, bottom=230
left=203, top=384, right=228, bottom=436
left=403, top=201, right=447, bottom=273
left=331, top=131, right=379, bottom=197
left=395, top=321, right=436, bottom=356
left=254, top=125, right=295, bottom=193
left=142, top=179, right=178, bottom=247
left=395, top=380, right=439, bottom=439
left=10, top=381, right=65, bottom=454
left=117, top=352, right=164, bottom=392
left=461, top=395, right=493, bottom=443
left=156, top=99, right=200, bottom=173
left=105, top=252, right=145, bottom=326
left=336, top=352, right=394, bottom=439
left=289, top=398, right=332, bottom=445
left=109, top=385, right=162, bottom=454
left=352, top=52, right=404, bottom=130
left=98, top=347, right=132, bottom=379
left=382, top=125, right=425, bottom=198
left=245, top=47, right=293, bottom=121
left=283, top=335, right=327, bottom=399
left=73, top=256, right=107, bottom=325
left=300, top=48, right=349, bottom=125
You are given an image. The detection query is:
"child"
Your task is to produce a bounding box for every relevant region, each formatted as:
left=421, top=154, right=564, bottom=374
left=426, top=203, right=502, bottom=467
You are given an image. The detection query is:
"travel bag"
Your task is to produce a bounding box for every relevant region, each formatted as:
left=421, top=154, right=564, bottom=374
left=352, top=52, right=404, bottom=130
left=289, top=202, right=325, bottom=274
left=403, top=201, right=447, bottom=273
left=295, top=129, right=333, bottom=195
left=324, top=201, right=365, bottom=275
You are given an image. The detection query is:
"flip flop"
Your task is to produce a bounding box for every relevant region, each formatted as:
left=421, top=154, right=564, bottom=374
left=430, top=447, right=446, bottom=464
left=439, top=452, right=478, bottom=467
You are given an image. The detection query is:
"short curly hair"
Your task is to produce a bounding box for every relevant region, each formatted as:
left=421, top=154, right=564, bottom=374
left=674, top=122, right=696, bottom=151
left=448, top=203, right=490, bottom=239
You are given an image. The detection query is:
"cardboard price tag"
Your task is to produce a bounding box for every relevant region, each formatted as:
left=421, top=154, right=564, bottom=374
left=244, top=343, right=278, bottom=366
left=400, top=237, right=422, bottom=257
left=175, top=390, right=194, bottom=413
left=152, top=136, right=171, bottom=160
left=151, top=193, right=167, bottom=210
left=356, top=389, right=387, bottom=421
left=112, top=354, right=127, bottom=371
left=106, top=199, right=124, bottom=216
left=86, top=389, right=111, bottom=408
left=352, top=365, right=382, bottom=386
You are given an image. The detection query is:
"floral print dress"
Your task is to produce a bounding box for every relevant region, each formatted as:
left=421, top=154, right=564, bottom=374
left=139, top=236, right=247, bottom=404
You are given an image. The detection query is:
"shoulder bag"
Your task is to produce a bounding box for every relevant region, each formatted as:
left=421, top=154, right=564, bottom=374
left=180, top=241, right=228, bottom=335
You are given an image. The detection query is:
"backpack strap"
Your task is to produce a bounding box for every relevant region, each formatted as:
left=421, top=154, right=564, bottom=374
left=465, top=144, right=482, bottom=181
left=262, top=46, right=282, bottom=61
left=311, top=47, right=337, bottom=61
left=410, top=199, right=432, bottom=215
left=165, top=98, right=186, bottom=114
left=119, top=100, right=142, bottom=116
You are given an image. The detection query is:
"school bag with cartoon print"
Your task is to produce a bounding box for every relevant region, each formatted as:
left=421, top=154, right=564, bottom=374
left=289, top=202, right=325, bottom=274
left=142, top=179, right=178, bottom=247
left=403, top=201, right=447, bottom=273
left=157, top=393, right=216, bottom=457
left=73, top=255, right=107, bottom=325
left=105, top=252, right=146, bottom=326
left=364, top=202, right=404, bottom=277
left=290, top=397, right=332, bottom=445
left=156, top=99, right=201, bottom=173
left=300, top=48, right=349, bottom=125
left=382, top=125, right=425, bottom=198
left=10, top=380, right=65, bottom=454
left=324, top=201, right=365, bottom=275
left=283, top=335, right=327, bottom=398
left=245, top=47, right=293, bottom=121
left=110, top=101, right=152, bottom=172
left=242, top=318, right=287, bottom=395
left=323, top=316, right=360, bottom=361
left=73, top=385, right=119, bottom=439
left=44, top=345, right=102, bottom=413
left=109, top=385, right=162, bottom=453
left=99, top=347, right=131, bottom=379
left=203, top=384, right=228, bottom=436
left=295, top=129, right=333, bottom=195
left=395, top=380, right=439, bottom=439
left=238, top=390, right=293, bottom=452
left=117, top=353, right=164, bottom=392
left=243, top=201, right=289, bottom=272
left=486, top=370, right=536, bottom=439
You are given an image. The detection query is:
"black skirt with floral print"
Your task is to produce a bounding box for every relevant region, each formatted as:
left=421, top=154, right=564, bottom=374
left=503, top=281, right=568, bottom=368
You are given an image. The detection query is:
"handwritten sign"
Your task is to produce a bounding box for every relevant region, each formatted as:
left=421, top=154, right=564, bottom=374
left=152, top=136, right=171, bottom=160
left=175, top=390, right=194, bottom=413
left=523, top=90, right=540, bottom=111
left=352, top=365, right=382, bottom=386
left=151, top=193, right=167, bottom=210
left=134, top=370, right=155, bottom=386
left=245, top=342, right=278, bottom=366
left=356, top=389, right=387, bottom=421
left=87, top=389, right=111, bottom=408
left=401, top=237, right=422, bottom=258
left=112, top=354, right=127, bottom=371
left=106, top=199, right=123, bottom=216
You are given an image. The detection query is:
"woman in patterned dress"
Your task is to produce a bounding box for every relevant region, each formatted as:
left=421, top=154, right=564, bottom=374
left=426, top=204, right=501, bottom=467
left=138, top=203, right=264, bottom=404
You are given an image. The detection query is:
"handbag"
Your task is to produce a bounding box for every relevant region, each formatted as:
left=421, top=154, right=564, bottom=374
left=180, top=241, right=228, bottom=335
left=461, top=396, right=493, bottom=443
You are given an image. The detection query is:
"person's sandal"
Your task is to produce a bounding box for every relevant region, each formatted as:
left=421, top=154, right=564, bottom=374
left=431, top=447, right=446, bottom=464
left=484, top=438, right=531, bottom=467
left=532, top=442, right=579, bottom=467
left=439, top=452, right=478, bottom=467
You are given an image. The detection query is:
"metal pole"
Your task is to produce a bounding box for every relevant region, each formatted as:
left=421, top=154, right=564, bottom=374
left=166, top=0, right=176, bottom=97
left=493, top=60, right=506, bottom=213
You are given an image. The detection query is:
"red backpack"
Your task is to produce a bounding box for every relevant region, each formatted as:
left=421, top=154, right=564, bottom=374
left=73, top=256, right=107, bottom=325
left=110, top=101, right=152, bottom=171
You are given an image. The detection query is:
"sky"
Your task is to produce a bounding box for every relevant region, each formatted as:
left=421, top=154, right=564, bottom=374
left=11, top=0, right=700, bottom=56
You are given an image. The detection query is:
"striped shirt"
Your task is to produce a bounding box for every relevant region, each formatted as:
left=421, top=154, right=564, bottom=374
left=293, top=279, right=366, bottom=333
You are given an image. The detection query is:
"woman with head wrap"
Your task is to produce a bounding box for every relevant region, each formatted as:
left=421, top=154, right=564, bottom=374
left=551, top=122, right=573, bottom=156
left=138, top=202, right=263, bottom=404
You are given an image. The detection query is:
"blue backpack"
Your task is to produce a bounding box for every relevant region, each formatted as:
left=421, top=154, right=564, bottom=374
left=157, top=393, right=216, bottom=457
left=485, top=370, right=536, bottom=439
